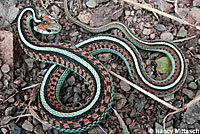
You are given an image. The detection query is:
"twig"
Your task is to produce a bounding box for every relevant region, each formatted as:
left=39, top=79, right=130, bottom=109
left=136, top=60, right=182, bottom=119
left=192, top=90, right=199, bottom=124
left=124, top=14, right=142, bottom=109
left=22, top=83, right=41, bottom=90
left=98, top=125, right=108, bottom=134
left=3, top=92, right=18, bottom=103
left=172, top=35, right=196, bottom=43
left=0, top=114, right=32, bottom=123
left=174, top=0, right=184, bottom=19
left=108, top=70, right=179, bottom=111
left=120, top=0, right=200, bottom=30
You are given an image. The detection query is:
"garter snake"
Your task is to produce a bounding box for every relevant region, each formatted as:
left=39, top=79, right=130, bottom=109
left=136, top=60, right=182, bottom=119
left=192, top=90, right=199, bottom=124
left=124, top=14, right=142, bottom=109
left=17, top=0, right=187, bottom=133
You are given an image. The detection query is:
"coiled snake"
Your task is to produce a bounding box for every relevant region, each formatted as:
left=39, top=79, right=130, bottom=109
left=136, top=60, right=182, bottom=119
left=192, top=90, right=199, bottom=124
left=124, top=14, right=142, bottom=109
left=17, top=0, right=187, bottom=133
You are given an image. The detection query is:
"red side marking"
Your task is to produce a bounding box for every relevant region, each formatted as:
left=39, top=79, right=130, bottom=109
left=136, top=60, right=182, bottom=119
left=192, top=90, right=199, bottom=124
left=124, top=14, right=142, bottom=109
left=44, top=115, right=48, bottom=120
left=107, top=86, right=111, bottom=92
left=58, top=43, right=63, bottom=46
left=95, top=107, right=98, bottom=112
left=84, top=119, right=91, bottom=125
left=35, top=54, right=39, bottom=59
left=47, top=93, right=51, bottom=97
left=70, top=63, right=73, bottom=69
left=100, top=105, right=105, bottom=112
left=89, top=80, right=93, bottom=85
left=30, top=37, right=34, bottom=40
left=78, top=118, right=84, bottom=122
left=93, top=60, right=99, bottom=65
left=26, top=33, right=32, bottom=36
left=55, top=121, right=60, bottom=127
left=60, top=57, right=64, bottom=65
left=25, top=30, right=29, bottom=33
left=74, top=122, right=81, bottom=128
left=105, top=77, right=110, bottom=83
left=105, top=96, right=110, bottom=103
left=49, top=56, right=54, bottom=61
left=98, top=65, right=103, bottom=69
left=104, top=89, right=107, bottom=96
left=92, top=113, right=99, bottom=120
left=101, top=99, right=104, bottom=104
left=63, top=123, right=70, bottom=128
left=86, top=75, right=91, bottom=81
left=66, top=61, right=70, bottom=67
left=29, top=52, right=33, bottom=57
left=65, top=107, right=68, bottom=110
left=24, top=15, right=27, bottom=20
left=88, top=55, right=93, bottom=60
left=74, top=66, right=78, bottom=72
left=49, top=119, right=56, bottom=124
left=23, top=20, right=27, bottom=24
left=87, top=114, right=91, bottom=118
left=23, top=25, right=28, bottom=29
left=102, top=71, right=108, bottom=75
left=67, top=121, right=73, bottom=124
left=70, top=46, right=76, bottom=49
left=81, top=51, right=87, bottom=56
left=27, top=13, right=31, bottom=16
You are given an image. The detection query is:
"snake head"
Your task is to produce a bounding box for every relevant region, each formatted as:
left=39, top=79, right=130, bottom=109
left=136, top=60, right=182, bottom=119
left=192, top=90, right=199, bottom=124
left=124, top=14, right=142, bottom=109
left=34, top=14, right=61, bottom=34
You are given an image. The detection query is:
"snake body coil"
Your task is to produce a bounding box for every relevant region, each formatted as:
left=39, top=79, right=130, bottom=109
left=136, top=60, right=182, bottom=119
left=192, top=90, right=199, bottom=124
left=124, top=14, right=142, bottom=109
left=17, top=2, right=187, bottom=133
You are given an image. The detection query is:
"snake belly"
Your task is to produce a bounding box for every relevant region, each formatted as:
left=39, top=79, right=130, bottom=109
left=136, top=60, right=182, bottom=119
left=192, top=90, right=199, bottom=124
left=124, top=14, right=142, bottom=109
left=17, top=5, right=187, bottom=134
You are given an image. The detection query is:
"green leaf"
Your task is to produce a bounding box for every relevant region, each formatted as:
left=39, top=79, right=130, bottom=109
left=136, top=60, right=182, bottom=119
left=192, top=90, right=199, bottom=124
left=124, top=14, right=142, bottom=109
left=155, top=57, right=172, bottom=74
left=113, top=108, right=130, bottom=134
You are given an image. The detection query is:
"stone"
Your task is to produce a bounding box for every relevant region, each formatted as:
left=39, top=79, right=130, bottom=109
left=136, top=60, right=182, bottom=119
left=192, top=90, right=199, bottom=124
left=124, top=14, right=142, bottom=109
left=193, top=0, right=200, bottom=6
left=1, top=128, right=8, bottom=134
left=73, top=93, right=81, bottom=103
left=125, top=118, right=132, bottom=125
left=164, top=94, right=174, bottom=101
left=42, top=124, right=51, bottom=131
left=86, top=0, right=97, bottom=8
left=40, top=62, right=46, bottom=69
left=143, top=28, right=151, bottom=35
left=51, top=5, right=60, bottom=15
left=116, top=98, right=127, bottom=109
left=155, top=122, right=163, bottom=134
left=8, top=97, right=15, bottom=103
left=125, top=10, right=131, bottom=16
left=194, top=64, right=200, bottom=74
left=188, top=82, right=198, bottom=90
left=10, top=123, right=21, bottom=134
left=25, top=58, right=34, bottom=71
left=160, top=32, right=174, bottom=41
left=135, top=98, right=147, bottom=112
left=0, top=116, right=12, bottom=125
left=88, top=126, right=104, bottom=134
left=33, top=117, right=40, bottom=125
left=69, top=31, right=79, bottom=37
left=114, top=93, right=126, bottom=100
left=130, top=108, right=136, bottom=117
left=154, top=24, right=166, bottom=32
left=182, top=88, right=195, bottom=99
left=148, top=127, right=154, bottom=134
left=5, top=106, right=16, bottom=116
left=185, top=39, right=198, bottom=49
left=34, top=125, right=44, bottom=134
left=67, top=76, right=75, bottom=86
left=177, top=27, right=187, bottom=37
left=186, top=75, right=195, bottom=83
left=1, top=64, right=10, bottom=74
left=7, top=5, right=19, bottom=23
left=120, top=80, right=131, bottom=91
left=98, top=53, right=112, bottom=62
left=78, top=11, right=92, bottom=24
left=47, top=34, right=55, bottom=40
left=22, top=120, right=33, bottom=132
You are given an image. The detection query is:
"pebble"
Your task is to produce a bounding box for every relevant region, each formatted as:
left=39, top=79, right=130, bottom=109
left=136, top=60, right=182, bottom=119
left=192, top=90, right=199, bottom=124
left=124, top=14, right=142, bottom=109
left=1, top=64, right=10, bottom=74
left=188, top=82, right=198, bottom=90
left=185, top=39, right=198, bottom=49
left=160, top=32, right=174, bottom=41
left=40, top=62, right=46, bottom=69
left=125, top=10, right=131, bottom=16
left=186, top=75, right=195, bottom=83
left=148, top=127, right=154, bottom=134
left=0, top=81, right=3, bottom=88
left=128, top=94, right=135, bottom=106
left=154, top=24, right=166, bottom=32
left=51, top=5, right=60, bottom=16
left=182, top=88, right=194, bottom=99
left=5, top=106, right=16, bottom=116
left=135, top=98, right=147, bottom=112
left=125, top=118, right=132, bottom=125
left=73, top=93, right=81, bottom=103
left=164, top=94, right=174, bottom=101
left=67, top=76, right=75, bottom=86
left=98, top=53, right=112, bottom=62
left=114, top=92, right=125, bottom=100
left=120, top=80, right=131, bottom=91
left=47, top=34, right=55, bottom=40
left=130, top=108, right=136, bottom=117
left=116, top=98, right=127, bottom=109
left=10, top=123, right=21, bottom=134
left=22, top=120, right=33, bottom=132
left=173, top=100, right=182, bottom=108
left=88, top=126, right=104, bottom=134
left=33, top=117, right=40, bottom=125
left=194, top=64, right=200, bottom=74
left=142, top=28, right=151, bottom=35
left=55, top=35, right=61, bottom=42
left=25, top=58, right=34, bottom=71
left=34, top=125, right=44, bottom=134
left=193, top=0, right=200, bottom=6
left=155, top=122, right=163, bottom=133
left=69, top=31, right=79, bottom=37
left=86, top=0, right=97, bottom=8
left=1, top=128, right=8, bottom=134
left=0, top=116, right=12, bottom=125
left=177, top=27, right=187, bottom=37
left=78, top=11, right=92, bottom=24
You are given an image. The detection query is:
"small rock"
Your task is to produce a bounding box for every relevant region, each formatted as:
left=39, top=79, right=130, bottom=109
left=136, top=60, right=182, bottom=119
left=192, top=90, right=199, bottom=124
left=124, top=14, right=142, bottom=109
left=154, top=24, right=166, bottom=32
left=1, top=64, right=10, bottom=74
left=51, top=5, right=60, bottom=15
left=22, top=120, right=33, bottom=132
left=7, top=5, right=19, bottom=23
left=189, top=82, right=198, bottom=90
left=130, top=108, right=136, bottom=117
left=3, top=79, right=9, bottom=88
left=182, top=88, right=194, bottom=99
left=97, top=0, right=109, bottom=3
left=34, top=125, right=44, bottom=134
left=128, top=94, right=135, bottom=106
left=73, top=93, right=81, bottom=103
left=69, top=31, right=79, bottom=37
left=10, top=123, right=21, bottom=134
left=86, top=0, right=97, bottom=8
left=40, top=62, right=46, bottom=69
left=143, top=28, right=151, bottom=35
left=173, top=100, right=182, bottom=108
left=42, top=124, right=51, bottom=131
left=0, top=81, right=3, bottom=88
left=55, top=35, right=61, bottom=42
left=194, top=64, right=200, bottom=74
left=98, top=53, right=112, bottom=62
left=160, top=32, right=174, bottom=41
left=125, top=10, right=131, bottom=16
left=120, top=80, right=131, bottom=91
left=135, top=98, right=147, bottom=112
left=164, top=94, right=174, bottom=101
left=116, top=98, right=127, bottom=109
left=148, top=127, right=154, bottom=134
left=5, top=106, right=16, bottom=116
left=25, top=58, right=34, bottom=71
left=177, top=27, right=187, bottom=37
left=47, top=34, right=55, bottom=40
left=193, top=0, right=200, bottom=6
left=186, top=75, right=195, bottom=83
left=114, top=93, right=125, bottom=100
left=88, top=126, right=104, bottom=134
left=67, top=76, right=75, bottom=86
left=185, top=39, right=198, bottom=49
left=33, top=117, right=40, bottom=125
left=111, top=62, right=117, bottom=69
left=78, top=11, right=92, bottom=24
left=1, top=128, right=8, bottom=134
left=125, top=118, right=132, bottom=125
left=0, top=116, right=12, bottom=125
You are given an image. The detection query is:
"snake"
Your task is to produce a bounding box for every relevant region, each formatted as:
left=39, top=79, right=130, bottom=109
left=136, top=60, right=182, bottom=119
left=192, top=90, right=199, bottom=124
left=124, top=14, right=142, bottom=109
left=17, top=0, right=187, bottom=133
